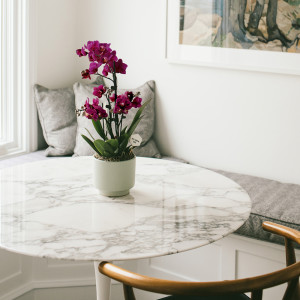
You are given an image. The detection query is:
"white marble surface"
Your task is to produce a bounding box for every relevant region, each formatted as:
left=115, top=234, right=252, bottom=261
left=0, top=157, right=251, bottom=261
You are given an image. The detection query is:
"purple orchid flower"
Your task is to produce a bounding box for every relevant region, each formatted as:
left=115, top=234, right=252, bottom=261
left=97, top=106, right=108, bottom=119
left=102, top=64, right=110, bottom=76
left=109, top=93, right=116, bottom=102
left=131, top=96, right=142, bottom=108
left=93, top=85, right=106, bottom=98
left=85, top=40, right=100, bottom=52
left=76, top=48, right=87, bottom=57
left=113, top=94, right=132, bottom=114
left=125, top=91, right=134, bottom=101
left=84, top=98, right=108, bottom=120
left=81, top=69, right=91, bottom=80
left=114, top=59, right=127, bottom=74
left=89, top=62, right=101, bottom=74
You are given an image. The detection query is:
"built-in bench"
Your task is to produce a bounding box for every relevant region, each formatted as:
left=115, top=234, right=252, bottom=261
left=215, top=169, right=300, bottom=248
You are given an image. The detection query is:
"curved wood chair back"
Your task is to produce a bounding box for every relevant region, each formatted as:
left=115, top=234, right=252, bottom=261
left=98, top=222, right=300, bottom=300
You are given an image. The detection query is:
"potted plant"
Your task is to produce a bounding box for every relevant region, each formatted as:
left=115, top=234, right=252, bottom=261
left=75, top=41, right=150, bottom=197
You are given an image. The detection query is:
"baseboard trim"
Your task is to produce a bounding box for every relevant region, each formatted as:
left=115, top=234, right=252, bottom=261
left=32, top=278, right=96, bottom=289
left=0, top=282, right=33, bottom=300
left=0, top=277, right=122, bottom=300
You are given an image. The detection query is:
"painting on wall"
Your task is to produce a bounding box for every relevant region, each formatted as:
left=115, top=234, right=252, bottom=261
left=167, top=0, right=300, bottom=74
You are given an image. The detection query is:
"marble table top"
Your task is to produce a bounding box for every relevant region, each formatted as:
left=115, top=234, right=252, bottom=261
left=0, top=157, right=251, bottom=261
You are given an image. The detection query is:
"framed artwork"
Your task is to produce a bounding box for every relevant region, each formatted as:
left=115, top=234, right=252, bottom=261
left=167, top=0, right=300, bottom=75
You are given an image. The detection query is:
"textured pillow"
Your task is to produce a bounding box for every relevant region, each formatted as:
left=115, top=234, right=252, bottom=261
left=34, top=77, right=104, bottom=156
left=73, top=80, right=160, bottom=158
left=34, top=85, right=76, bottom=156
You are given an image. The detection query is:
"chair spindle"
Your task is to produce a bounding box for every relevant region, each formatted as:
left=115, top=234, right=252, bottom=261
left=123, top=284, right=136, bottom=300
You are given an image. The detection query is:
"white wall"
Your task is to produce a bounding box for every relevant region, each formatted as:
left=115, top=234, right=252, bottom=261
left=35, top=0, right=300, bottom=184
left=36, top=0, right=80, bottom=88
left=35, top=0, right=82, bottom=147
left=76, top=0, right=300, bottom=184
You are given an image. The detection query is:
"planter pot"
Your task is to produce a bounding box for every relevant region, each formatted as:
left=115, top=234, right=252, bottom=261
left=93, top=156, right=136, bottom=197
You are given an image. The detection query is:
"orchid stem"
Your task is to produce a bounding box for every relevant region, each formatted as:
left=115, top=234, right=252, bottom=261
left=96, top=73, right=114, bottom=83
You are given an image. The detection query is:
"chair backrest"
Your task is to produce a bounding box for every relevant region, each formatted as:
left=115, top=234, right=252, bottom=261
left=98, top=222, right=300, bottom=300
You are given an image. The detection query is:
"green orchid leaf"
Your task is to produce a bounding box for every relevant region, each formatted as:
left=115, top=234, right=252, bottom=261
left=94, top=139, right=116, bottom=155
left=92, top=120, right=107, bottom=140
left=119, top=133, right=129, bottom=152
left=85, top=128, right=95, bottom=141
left=127, top=116, right=143, bottom=138
left=103, top=151, right=111, bottom=157
left=81, top=134, right=101, bottom=155
left=118, top=131, right=127, bottom=148
left=94, top=139, right=107, bottom=155
left=127, top=99, right=151, bottom=137
left=120, top=126, right=128, bottom=136
left=106, top=139, right=118, bottom=151
left=105, top=119, right=115, bottom=139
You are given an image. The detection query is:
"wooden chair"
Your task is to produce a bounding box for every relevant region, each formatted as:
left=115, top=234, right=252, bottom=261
left=98, top=222, right=300, bottom=300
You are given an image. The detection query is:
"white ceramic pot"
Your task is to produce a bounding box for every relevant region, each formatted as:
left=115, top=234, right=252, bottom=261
left=93, top=156, right=136, bottom=197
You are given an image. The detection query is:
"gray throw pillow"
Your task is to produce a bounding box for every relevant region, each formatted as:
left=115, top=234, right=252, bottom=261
left=34, top=77, right=104, bottom=156
left=73, top=80, right=160, bottom=158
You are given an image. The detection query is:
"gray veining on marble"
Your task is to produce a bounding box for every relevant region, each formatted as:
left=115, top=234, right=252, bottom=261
left=0, top=157, right=251, bottom=261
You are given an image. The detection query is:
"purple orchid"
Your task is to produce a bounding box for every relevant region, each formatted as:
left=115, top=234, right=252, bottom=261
left=113, top=95, right=132, bottom=114
left=81, top=69, right=91, bottom=80
left=125, top=91, right=134, bottom=101
left=84, top=98, right=108, bottom=120
left=114, top=59, right=127, bottom=74
left=100, top=50, right=117, bottom=65
left=85, top=40, right=100, bottom=52
left=76, top=48, right=87, bottom=57
left=75, top=41, right=149, bottom=160
left=102, top=64, right=111, bottom=77
left=78, top=41, right=128, bottom=77
left=88, top=52, right=95, bottom=62
left=109, top=93, right=116, bottom=102
left=93, top=85, right=106, bottom=98
left=96, top=106, right=108, bottom=119
left=131, top=96, right=142, bottom=108
left=89, top=62, right=101, bottom=74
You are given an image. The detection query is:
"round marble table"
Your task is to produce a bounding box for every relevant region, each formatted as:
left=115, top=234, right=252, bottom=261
left=0, top=157, right=251, bottom=300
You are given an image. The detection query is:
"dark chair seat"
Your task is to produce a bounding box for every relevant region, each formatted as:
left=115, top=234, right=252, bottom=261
left=159, top=294, right=250, bottom=300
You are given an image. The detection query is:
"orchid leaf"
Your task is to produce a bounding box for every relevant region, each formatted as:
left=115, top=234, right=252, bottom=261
left=127, top=116, right=142, bottom=138
left=94, top=139, right=116, bottom=155
left=106, top=139, right=118, bottom=151
left=105, top=119, right=115, bottom=139
left=85, top=128, right=95, bottom=141
left=120, top=126, right=128, bottom=136
left=119, top=133, right=129, bottom=152
left=127, top=99, right=151, bottom=136
left=94, top=139, right=106, bottom=155
left=118, top=126, right=128, bottom=147
left=81, top=134, right=101, bottom=155
left=103, top=151, right=111, bottom=157
left=92, top=120, right=106, bottom=140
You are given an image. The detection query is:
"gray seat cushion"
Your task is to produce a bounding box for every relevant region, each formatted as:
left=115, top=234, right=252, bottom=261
left=215, top=170, right=300, bottom=247
left=0, top=151, right=65, bottom=170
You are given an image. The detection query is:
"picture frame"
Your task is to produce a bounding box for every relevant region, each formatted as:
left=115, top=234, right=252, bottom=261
left=166, top=0, right=300, bottom=75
